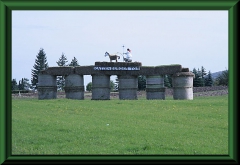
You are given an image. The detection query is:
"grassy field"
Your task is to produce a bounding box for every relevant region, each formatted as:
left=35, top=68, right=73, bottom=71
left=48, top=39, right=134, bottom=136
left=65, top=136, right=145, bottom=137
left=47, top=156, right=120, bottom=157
left=12, top=95, right=228, bottom=155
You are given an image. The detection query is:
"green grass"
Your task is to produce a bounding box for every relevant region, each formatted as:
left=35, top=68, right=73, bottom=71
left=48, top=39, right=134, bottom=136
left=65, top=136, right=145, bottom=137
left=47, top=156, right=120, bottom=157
left=12, top=95, right=228, bottom=155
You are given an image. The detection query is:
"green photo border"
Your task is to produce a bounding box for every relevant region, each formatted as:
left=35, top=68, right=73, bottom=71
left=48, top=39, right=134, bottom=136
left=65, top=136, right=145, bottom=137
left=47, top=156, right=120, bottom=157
left=0, top=0, right=238, bottom=164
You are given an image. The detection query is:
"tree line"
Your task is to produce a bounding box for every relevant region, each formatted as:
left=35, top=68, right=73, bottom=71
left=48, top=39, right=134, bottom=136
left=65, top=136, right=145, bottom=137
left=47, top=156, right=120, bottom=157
left=12, top=48, right=228, bottom=92
left=12, top=48, right=81, bottom=92
left=136, top=66, right=228, bottom=90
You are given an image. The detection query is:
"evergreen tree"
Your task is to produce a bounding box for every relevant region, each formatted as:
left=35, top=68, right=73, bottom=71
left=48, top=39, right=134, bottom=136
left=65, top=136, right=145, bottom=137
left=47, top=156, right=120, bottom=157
left=18, top=79, right=23, bottom=90
left=18, top=78, right=31, bottom=90
left=56, top=53, right=68, bottom=66
left=200, top=66, right=207, bottom=78
left=110, top=80, right=115, bottom=92
left=164, top=75, right=172, bottom=88
left=114, top=77, right=119, bottom=91
left=11, top=79, right=18, bottom=90
left=138, top=75, right=146, bottom=90
left=192, top=68, right=201, bottom=87
left=205, top=71, right=213, bottom=86
left=215, top=69, right=228, bottom=86
left=168, top=74, right=172, bottom=87
left=56, top=53, right=68, bottom=91
left=31, top=48, right=48, bottom=89
left=69, top=57, right=80, bottom=66
left=23, top=78, right=31, bottom=90
left=86, top=82, right=92, bottom=92
left=200, top=66, right=207, bottom=86
left=197, top=68, right=204, bottom=87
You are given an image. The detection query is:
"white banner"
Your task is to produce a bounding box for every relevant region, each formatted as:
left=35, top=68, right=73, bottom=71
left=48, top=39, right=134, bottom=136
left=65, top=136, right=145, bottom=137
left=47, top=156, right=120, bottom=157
left=94, top=66, right=140, bottom=71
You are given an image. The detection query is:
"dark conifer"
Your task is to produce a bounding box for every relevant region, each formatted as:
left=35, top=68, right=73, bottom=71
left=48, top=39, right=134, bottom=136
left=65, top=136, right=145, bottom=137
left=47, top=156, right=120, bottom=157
left=31, top=48, right=48, bottom=89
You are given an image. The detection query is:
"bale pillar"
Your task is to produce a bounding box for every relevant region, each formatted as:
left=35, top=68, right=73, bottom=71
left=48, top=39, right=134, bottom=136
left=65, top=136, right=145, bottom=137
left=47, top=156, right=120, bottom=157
left=91, top=74, right=110, bottom=100
left=172, top=72, right=194, bottom=100
left=118, top=75, right=138, bottom=100
left=64, top=74, right=84, bottom=100
left=38, top=73, right=57, bottom=99
left=146, top=75, right=165, bottom=100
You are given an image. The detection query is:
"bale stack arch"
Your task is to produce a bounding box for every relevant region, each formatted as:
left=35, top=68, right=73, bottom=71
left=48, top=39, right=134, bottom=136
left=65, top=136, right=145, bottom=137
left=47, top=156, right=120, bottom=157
left=38, top=62, right=194, bottom=100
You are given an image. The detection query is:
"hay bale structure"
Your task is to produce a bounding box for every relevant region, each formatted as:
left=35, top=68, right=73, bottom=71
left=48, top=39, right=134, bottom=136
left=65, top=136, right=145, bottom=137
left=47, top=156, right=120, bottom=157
left=38, top=62, right=194, bottom=100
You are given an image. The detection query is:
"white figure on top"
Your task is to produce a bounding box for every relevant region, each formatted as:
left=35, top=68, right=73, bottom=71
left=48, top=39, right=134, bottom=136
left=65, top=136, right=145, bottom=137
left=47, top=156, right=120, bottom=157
left=123, top=48, right=132, bottom=62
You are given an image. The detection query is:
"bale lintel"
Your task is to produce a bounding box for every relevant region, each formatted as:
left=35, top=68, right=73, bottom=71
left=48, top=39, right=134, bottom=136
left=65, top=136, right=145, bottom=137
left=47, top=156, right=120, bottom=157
left=44, top=66, right=74, bottom=76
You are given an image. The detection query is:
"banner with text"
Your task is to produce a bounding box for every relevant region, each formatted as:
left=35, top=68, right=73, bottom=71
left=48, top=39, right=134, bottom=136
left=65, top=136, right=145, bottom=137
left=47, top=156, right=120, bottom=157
left=94, top=66, right=140, bottom=71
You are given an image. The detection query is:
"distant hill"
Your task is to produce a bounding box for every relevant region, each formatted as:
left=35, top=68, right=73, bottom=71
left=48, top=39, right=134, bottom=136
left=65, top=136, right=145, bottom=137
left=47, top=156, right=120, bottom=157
left=208, top=71, right=224, bottom=80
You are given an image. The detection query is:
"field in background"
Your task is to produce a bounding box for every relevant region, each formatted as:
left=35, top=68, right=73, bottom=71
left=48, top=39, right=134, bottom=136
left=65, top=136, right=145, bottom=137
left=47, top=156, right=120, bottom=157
left=12, top=94, right=228, bottom=155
